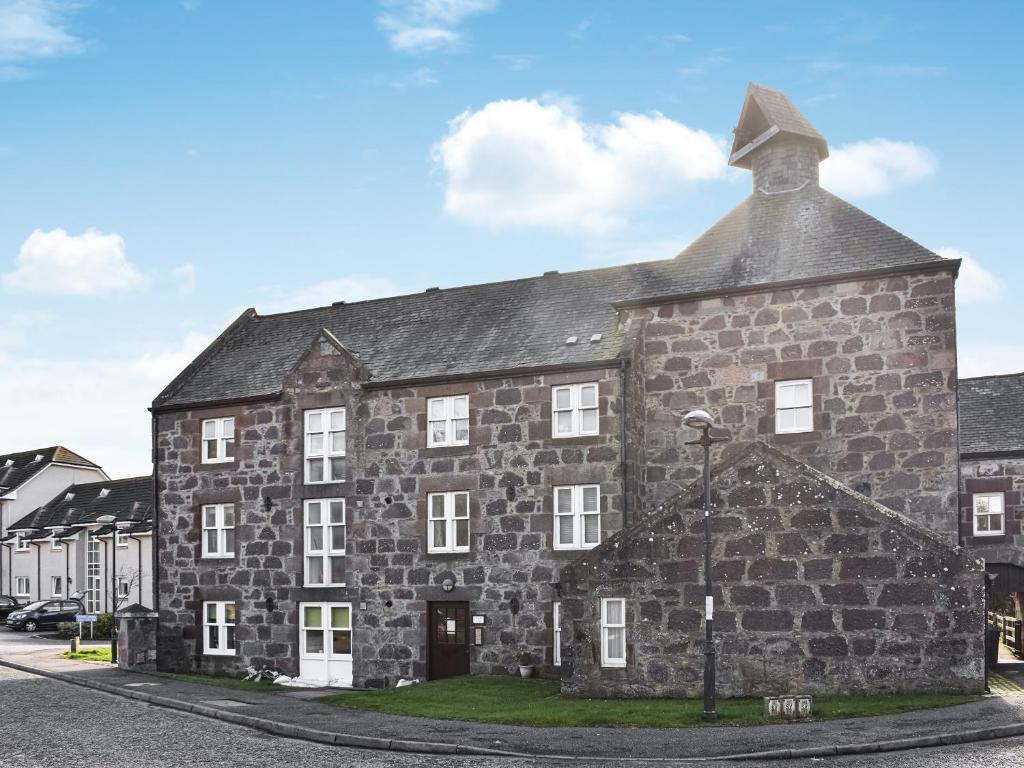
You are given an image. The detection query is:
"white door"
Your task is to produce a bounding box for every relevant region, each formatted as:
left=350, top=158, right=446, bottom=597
left=299, top=602, right=353, bottom=687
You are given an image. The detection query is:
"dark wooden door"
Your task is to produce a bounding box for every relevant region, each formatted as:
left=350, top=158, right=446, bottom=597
left=428, top=601, right=470, bottom=680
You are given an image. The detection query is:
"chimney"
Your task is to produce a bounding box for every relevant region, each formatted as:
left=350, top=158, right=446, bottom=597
left=728, top=83, right=828, bottom=194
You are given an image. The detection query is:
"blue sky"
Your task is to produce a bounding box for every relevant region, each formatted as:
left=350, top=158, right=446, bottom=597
left=0, top=0, right=1018, bottom=477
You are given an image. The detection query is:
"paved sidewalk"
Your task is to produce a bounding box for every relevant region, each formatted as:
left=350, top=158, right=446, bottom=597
left=3, top=651, right=1024, bottom=761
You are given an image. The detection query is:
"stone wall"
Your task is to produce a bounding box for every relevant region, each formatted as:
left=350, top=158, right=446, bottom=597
left=156, top=329, right=628, bottom=684
left=960, top=457, right=1024, bottom=569
left=560, top=443, right=985, bottom=698
left=633, top=268, right=959, bottom=540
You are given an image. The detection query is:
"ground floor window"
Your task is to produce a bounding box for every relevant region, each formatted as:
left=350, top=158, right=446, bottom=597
left=973, top=492, right=1005, bottom=536
left=300, top=602, right=352, bottom=657
left=203, top=601, right=236, bottom=655
left=601, top=598, right=626, bottom=668
left=553, top=601, right=562, bottom=666
left=15, top=577, right=30, bottom=597
left=50, top=576, right=62, bottom=597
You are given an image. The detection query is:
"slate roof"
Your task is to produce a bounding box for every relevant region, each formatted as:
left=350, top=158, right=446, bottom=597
left=959, top=373, right=1024, bottom=457
left=730, top=83, right=829, bottom=166
left=154, top=182, right=952, bottom=410
left=0, top=446, right=101, bottom=494
left=6, top=476, right=153, bottom=533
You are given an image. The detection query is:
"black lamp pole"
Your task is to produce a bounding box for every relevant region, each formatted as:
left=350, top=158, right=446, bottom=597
left=684, top=409, right=727, bottom=724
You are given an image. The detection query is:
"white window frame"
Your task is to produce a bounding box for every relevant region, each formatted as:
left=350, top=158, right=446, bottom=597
left=201, top=417, right=235, bottom=464
left=51, top=576, right=63, bottom=597
left=300, top=602, right=353, bottom=659
left=117, top=578, right=130, bottom=598
left=427, top=491, right=471, bottom=554
left=305, top=407, right=346, bottom=484
left=115, top=530, right=129, bottom=548
left=202, top=601, right=236, bottom=656
left=775, top=379, right=813, bottom=434
left=303, top=499, right=346, bottom=587
left=601, top=598, right=627, bottom=668
left=427, top=395, right=470, bottom=448
left=50, top=535, right=62, bottom=552
left=553, top=484, right=601, bottom=550
left=14, top=533, right=28, bottom=552
left=551, top=383, right=600, bottom=438
left=15, top=576, right=30, bottom=597
left=201, top=503, right=235, bottom=559
left=553, top=601, right=562, bottom=667
left=973, top=492, right=1005, bottom=537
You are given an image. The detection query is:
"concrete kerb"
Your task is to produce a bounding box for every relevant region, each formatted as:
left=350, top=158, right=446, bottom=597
left=2, top=657, right=1023, bottom=763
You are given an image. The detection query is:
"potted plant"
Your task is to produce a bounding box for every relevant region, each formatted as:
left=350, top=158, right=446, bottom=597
left=518, top=650, right=535, bottom=679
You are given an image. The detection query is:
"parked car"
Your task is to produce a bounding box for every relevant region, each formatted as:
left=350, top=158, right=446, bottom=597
left=0, top=595, right=22, bottom=622
left=5, top=599, right=85, bottom=632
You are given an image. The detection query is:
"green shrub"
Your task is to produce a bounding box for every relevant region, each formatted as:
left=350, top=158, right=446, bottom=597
left=56, top=622, right=80, bottom=638
left=96, top=612, right=115, bottom=637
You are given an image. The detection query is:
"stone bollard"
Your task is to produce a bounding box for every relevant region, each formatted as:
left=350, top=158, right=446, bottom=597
left=70, top=636, right=81, bottom=654
left=115, top=604, right=159, bottom=672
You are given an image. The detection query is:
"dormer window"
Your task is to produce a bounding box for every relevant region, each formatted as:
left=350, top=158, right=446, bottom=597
left=201, top=417, right=235, bottom=464
left=51, top=535, right=62, bottom=552
left=14, top=533, right=29, bottom=552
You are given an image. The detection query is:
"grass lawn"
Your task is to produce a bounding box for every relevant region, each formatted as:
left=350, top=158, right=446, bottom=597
left=158, top=672, right=283, bottom=693
left=326, top=676, right=980, bottom=728
left=61, top=647, right=112, bottom=663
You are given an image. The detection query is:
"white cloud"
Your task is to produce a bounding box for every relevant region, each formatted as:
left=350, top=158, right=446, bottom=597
left=2, top=228, right=145, bottom=295
left=820, top=138, right=937, bottom=196
left=957, top=344, right=1024, bottom=379
left=172, top=262, right=197, bottom=296
left=0, top=309, right=50, bottom=348
left=494, top=53, right=532, bottom=72
left=0, top=0, right=83, bottom=61
left=936, top=247, right=1004, bottom=304
left=257, top=275, right=406, bottom=314
left=0, top=332, right=211, bottom=477
left=433, top=98, right=729, bottom=234
left=377, top=0, right=497, bottom=53
left=391, top=66, right=438, bottom=89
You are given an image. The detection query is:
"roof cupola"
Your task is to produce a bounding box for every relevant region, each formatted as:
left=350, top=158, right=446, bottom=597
left=729, top=83, right=828, bottom=194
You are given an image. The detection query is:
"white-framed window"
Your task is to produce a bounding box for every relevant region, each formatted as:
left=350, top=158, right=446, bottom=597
left=973, top=492, right=1005, bottom=537
left=14, top=533, right=28, bottom=552
left=427, top=491, right=470, bottom=553
left=553, top=601, right=562, bottom=667
left=554, top=484, right=601, bottom=550
left=50, top=535, right=62, bottom=552
left=50, top=576, right=63, bottom=597
left=552, top=383, right=599, bottom=438
left=201, top=417, right=235, bottom=463
left=201, top=503, right=235, bottom=558
left=601, top=598, right=627, bottom=668
left=305, top=408, right=346, bottom=483
left=304, top=499, right=346, bottom=587
left=300, top=602, right=352, bottom=657
left=15, top=577, right=30, bottom=597
left=117, top=579, right=130, bottom=598
left=427, top=395, right=470, bottom=447
left=115, top=530, right=128, bottom=548
left=775, top=379, right=813, bottom=434
left=202, top=601, right=236, bottom=655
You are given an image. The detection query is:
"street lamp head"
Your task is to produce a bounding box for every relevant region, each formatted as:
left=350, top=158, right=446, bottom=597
left=683, top=409, right=715, bottom=431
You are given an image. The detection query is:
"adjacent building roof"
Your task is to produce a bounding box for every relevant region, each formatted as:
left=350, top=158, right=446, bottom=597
left=152, top=86, right=954, bottom=412
left=0, top=446, right=101, bottom=495
left=4, top=476, right=153, bottom=535
left=959, top=373, right=1024, bottom=457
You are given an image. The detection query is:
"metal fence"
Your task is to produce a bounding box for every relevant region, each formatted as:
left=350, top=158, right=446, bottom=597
left=988, top=612, right=1024, bottom=658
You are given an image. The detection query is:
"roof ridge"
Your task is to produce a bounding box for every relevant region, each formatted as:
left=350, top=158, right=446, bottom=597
left=960, top=371, right=1024, bottom=383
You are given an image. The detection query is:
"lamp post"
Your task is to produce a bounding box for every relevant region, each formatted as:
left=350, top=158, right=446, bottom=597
left=683, top=409, right=727, bottom=723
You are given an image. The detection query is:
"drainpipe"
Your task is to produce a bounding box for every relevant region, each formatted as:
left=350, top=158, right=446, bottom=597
left=65, top=536, right=70, bottom=599
left=151, top=411, right=159, bottom=612
left=619, top=357, right=630, bottom=528
left=102, top=537, right=109, bottom=613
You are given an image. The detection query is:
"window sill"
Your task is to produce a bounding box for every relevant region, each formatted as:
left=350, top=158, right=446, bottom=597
left=200, top=459, right=236, bottom=466
left=200, top=554, right=236, bottom=560
left=600, top=662, right=627, bottom=669
left=303, top=583, right=347, bottom=588
left=971, top=531, right=1005, bottom=538
left=203, top=650, right=237, bottom=657
left=427, top=549, right=472, bottom=556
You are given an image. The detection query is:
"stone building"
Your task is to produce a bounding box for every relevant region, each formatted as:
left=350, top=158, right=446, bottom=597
left=959, top=373, right=1024, bottom=618
left=2, top=476, right=154, bottom=611
left=151, top=83, right=982, bottom=695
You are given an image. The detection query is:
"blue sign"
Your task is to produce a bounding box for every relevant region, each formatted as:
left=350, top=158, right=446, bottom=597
left=75, top=614, right=97, bottom=623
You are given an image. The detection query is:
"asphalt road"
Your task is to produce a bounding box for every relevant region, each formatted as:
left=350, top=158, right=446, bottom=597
left=1, top=664, right=1022, bottom=768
